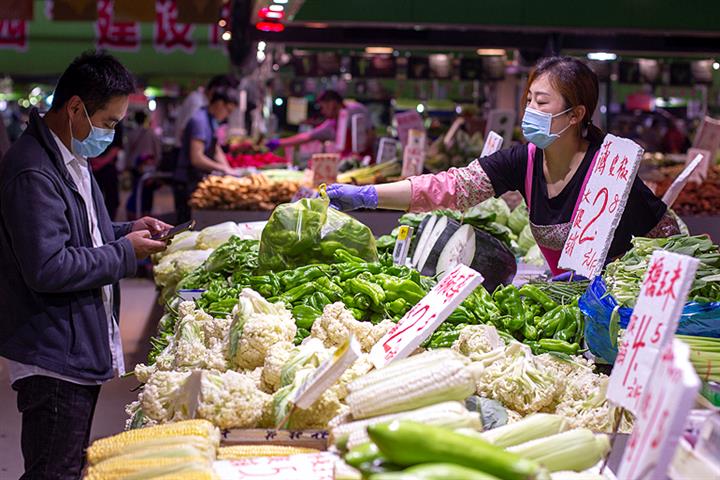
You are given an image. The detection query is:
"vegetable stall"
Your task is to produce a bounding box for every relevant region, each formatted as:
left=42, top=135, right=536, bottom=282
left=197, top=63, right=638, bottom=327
left=97, top=195, right=720, bottom=479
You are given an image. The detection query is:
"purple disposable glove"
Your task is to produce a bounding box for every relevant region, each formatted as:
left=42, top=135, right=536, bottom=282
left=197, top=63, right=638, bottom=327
left=325, top=184, right=378, bottom=211
left=551, top=271, right=588, bottom=282
left=266, top=138, right=281, bottom=151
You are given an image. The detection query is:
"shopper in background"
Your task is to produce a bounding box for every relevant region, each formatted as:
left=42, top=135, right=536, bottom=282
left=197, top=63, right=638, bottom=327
left=0, top=51, right=170, bottom=479
left=174, top=74, right=239, bottom=147
left=90, top=122, right=124, bottom=220
left=126, top=110, right=162, bottom=219
left=267, top=90, right=374, bottom=156
left=327, top=56, right=680, bottom=275
left=173, top=86, right=238, bottom=223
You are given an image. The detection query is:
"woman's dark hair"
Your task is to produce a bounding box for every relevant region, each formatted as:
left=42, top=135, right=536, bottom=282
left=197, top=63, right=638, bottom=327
left=210, top=87, right=239, bottom=106
left=51, top=50, right=135, bottom=115
left=524, top=56, right=605, bottom=144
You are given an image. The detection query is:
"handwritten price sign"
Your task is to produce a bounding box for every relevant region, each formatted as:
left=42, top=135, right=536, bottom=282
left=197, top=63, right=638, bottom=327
left=395, top=110, right=425, bottom=147
left=617, top=339, right=701, bottom=480
left=607, top=251, right=699, bottom=412
left=558, top=134, right=643, bottom=278
left=369, top=264, right=483, bottom=369
left=401, top=129, right=426, bottom=178
left=661, top=153, right=704, bottom=206
left=480, top=131, right=504, bottom=158
left=214, top=452, right=335, bottom=479
left=311, top=153, right=339, bottom=187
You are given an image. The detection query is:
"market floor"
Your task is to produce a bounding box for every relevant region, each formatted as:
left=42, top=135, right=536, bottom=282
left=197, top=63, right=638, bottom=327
left=0, top=278, right=161, bottom=479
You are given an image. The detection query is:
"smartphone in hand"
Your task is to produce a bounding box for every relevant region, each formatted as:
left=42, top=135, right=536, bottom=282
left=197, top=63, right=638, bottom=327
left=151, top=220, right=195, bottom=241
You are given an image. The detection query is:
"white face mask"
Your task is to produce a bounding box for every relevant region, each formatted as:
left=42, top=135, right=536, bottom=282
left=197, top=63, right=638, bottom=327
left=521, top=106, right=573, bottom=149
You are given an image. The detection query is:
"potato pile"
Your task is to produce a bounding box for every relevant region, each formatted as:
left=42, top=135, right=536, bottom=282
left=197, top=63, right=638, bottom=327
left=189, top=174, right=300, bottom=211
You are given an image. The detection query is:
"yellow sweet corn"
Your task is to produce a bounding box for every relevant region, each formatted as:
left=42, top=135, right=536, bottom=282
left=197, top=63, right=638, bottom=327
left=218, top=445, right=320, bottom=460
left=85, top=456, right=210, bottom=480
left=86, top=419, right=220, bottom=465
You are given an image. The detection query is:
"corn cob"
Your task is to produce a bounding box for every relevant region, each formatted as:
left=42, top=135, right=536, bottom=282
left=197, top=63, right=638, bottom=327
left=347, top=351, right=478, bottom=419
left=152, top=466, right=220, bottom=480
left=85, top=456, right=210, bottom=480
left=86, top=419, right=220, bottom=465
left=478, top=413, right=567, bottom=448
left=507, top=429, right=610, bottom=472
left=218, top=445, right=320, bottom=460
left=348, top=349, right=463, bottom=392
left=92, top=442, right=215, bottom=467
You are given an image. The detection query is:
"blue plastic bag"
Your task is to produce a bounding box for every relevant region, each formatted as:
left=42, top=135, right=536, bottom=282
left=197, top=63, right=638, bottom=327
left=579, top=276, right=720, bottom=363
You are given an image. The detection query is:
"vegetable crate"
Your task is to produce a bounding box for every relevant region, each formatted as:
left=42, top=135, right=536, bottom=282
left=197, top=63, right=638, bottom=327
left=221, top=429, right=329, bottom=451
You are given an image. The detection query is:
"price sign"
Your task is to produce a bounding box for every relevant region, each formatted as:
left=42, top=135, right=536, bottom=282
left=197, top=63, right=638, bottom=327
left=334, top=108, right=350, bottom=152
left=558, top=134, right=643, bottom=278
left=214, top=452, right=336, bottom=480
left=351, top=114, right=367, bottom=154
left=607, top=250, right=699, bottom=412
left=480, top=131, right=504, bottom=158
left=692, top=115, right=720, bottom=161
left=443, top=117, right=465, bottom=149
left=392, top=226, right=414, bottom=266
left=661, top=153, right=704, bottom=206
left=292, top=336, right=361, bottom=409
left=617, top=339, right=701, bottom=480
left=376, top=137, right=400, bottom=163
left=369, top=264, right=483, bottom=369
left=485, top=109, right=516, bottom=145
left=310, top=153, right=339, bottom=187
left=687, top=147, right=712, bottom=184
left=395, top=110, right=425, bottom=147
left=401, top=129, right=426, bottom=178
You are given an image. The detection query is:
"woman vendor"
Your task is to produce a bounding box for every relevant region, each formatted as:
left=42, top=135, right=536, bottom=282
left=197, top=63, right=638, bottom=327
left=326, top=56, right=680, bottom=275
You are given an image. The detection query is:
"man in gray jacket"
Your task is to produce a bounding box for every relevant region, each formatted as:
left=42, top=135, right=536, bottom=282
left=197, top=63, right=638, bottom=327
left=0, top=51, right=169, bottom=479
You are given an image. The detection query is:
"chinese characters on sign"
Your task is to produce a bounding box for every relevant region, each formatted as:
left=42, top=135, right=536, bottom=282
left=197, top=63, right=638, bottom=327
left=310, top=154, right=339, bottom=187
left=607, top=251, right=699, bottom=413
left=394, top=110, right=425, bottom=148
left=154, top=0, right=195, bottom=53
left=369, top=264, right=483, bottom=368
left=558, top=134, right=643, bottom=278
left=96, top=0, right=140, bottom=51
left=0, top=20, right=28, bottom=51
left=214, top=452, right=335, bottom=480
left=401, top=129, right=426, bottom=178
left=617, top=340, right=701, bottom=480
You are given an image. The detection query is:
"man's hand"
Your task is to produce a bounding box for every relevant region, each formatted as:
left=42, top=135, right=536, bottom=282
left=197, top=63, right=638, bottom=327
left=132, top=216, right=172, bottom=237
left=127, top=230, right=167, bottom=260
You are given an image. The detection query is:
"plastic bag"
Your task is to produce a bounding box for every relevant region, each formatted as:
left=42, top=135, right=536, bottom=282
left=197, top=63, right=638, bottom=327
left=580, top=276, right=720, bottom=363
left=258, top=191, right=377, bottom=272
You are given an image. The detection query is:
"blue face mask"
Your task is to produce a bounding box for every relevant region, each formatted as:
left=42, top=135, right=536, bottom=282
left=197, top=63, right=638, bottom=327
left=521, top=106, right=573, bottom=149
left=71, top=103, right=116, bottom=158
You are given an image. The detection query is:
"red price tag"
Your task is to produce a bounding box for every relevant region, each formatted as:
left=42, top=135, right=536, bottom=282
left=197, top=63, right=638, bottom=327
left=558, top=134, right=643, bottom=278
left=607, top=251, right=699, bottom=413
left=617, top=339, right=701, bottom=480
left=369, top=264, right=483, bottom=368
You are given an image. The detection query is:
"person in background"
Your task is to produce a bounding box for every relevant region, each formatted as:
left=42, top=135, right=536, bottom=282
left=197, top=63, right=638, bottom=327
left=173, top=74, right=239, bottom=147
left=126, top=110, right=162, bottom=219
left=0, top=114, right=10, bottom=159
left=90, top=122, right=123, bottom=220
left=173, top=86, right=238, bottom=223
left=0, top=51, right=169, bottom=479
left=326, top=57, right=680, bottom=276
left=267, top=90, right=374, bottom=156
left=663, top=118, right=691, bottom=154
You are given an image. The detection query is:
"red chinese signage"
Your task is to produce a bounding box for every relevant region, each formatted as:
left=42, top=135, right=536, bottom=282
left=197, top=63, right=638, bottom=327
left=95, top=0, right=139, bottom=51
left=0, top=19, right=27, bottom=51
left=154, top=0, right=195, bottom=53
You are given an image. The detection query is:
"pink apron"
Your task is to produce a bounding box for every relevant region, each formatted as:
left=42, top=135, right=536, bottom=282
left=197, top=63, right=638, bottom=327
left=525, top=143, right=599, bottom=275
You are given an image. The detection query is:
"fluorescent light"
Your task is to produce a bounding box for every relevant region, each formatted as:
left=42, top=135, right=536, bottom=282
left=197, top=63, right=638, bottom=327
left=587, top=52, right=617, bottom=61
left=269, top=5, right=284, bottom=12
left=476, top=49, right=505, bottom=56
left=365, top=46, right=393, bottom=55
left=714, top=62, right=720, bottom=71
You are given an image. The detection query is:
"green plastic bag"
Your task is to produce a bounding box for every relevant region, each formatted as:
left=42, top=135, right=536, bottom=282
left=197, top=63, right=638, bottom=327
left=258, top=190, right=377, bottom=272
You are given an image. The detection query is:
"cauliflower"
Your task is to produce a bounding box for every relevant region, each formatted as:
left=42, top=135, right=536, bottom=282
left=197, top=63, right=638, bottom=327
left=475, top=342, right=560, bottom=415
left=554, top=372, right=632, bottom=433
left=229, top=289, right=296, bottom=370
left=272, top=368, right=347, bottom=430
left=452, top=325, right=503, bottom=359
left=197, top=370, right=271, bottom=429
left=172, top=311, right=228, bottom=371
left=311, top=303, right=393, bottom=352
left=261, top=341, right=295, bottom=393
left=139, top=370, right=192, bottom=423
left=335, top=354, right=374, bottom=401
left=133, top=363, right=157, bottom=383
left=279, top=338, right=332, bottom=388
left=153, top=249, right=213, bottom=288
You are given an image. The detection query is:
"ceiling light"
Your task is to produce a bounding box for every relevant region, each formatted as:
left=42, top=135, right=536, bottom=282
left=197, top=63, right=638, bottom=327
left=476, top=49, right=505, bottom=56
left=218, top=19, right=227, bottom=27
left=269, top=5, right=284, bottom=12
left=273, top=0, right=289, bottom=3
left=222, top=31, right=232, bottom=41
left=365, top=46, right=393, bottom=55
left=587, top=52, right=617, bottom=61
left=713, top=62, right=720, bottom=71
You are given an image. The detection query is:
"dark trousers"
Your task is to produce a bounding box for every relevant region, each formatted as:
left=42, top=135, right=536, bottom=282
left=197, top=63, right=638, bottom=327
left=12, top=376, right=101, bottom=480
left=173, top=181, right=194, bottom=224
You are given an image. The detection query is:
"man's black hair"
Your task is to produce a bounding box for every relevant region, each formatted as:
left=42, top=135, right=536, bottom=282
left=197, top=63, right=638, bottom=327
left=317, top=90, right=343, bottom=104
left=206, top=74, right=239, bottom=92
left=50, top=50, right=135, bottom=115
left=210, top=87, right=239, bottom=106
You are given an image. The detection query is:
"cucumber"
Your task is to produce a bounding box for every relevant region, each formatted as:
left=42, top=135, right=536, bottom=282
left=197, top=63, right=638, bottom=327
left=367, top=421, right=541, bottom=480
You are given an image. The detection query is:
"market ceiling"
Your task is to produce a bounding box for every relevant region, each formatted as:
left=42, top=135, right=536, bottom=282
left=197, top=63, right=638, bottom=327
left=248, top=0, right=720, bottom=55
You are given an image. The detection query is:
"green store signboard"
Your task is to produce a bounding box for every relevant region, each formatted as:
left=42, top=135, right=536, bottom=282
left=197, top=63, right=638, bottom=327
left=0, top=0, right=229, bottom=78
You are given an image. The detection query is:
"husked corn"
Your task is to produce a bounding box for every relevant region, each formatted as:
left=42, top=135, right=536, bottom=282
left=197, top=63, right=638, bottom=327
left=218, top=445, right=320, bottom=460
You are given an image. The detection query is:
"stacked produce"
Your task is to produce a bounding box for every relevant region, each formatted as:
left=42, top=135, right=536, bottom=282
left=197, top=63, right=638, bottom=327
left=655, top=164, right=720, bottom=216
left=189, top=174, right=300, bottom=210
left=677, top=335, right=720, bottom=383
left=425, top=129, right=485, bottom=172
left=225, top=137, right=285, bottom=168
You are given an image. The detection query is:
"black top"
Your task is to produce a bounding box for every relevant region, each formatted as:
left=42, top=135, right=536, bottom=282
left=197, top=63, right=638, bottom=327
left=479, top=140, right=666, bottom=259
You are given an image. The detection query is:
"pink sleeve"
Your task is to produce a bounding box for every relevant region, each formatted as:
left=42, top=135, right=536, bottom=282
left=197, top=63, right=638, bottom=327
left=408, top=160, right=495, bottom=212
